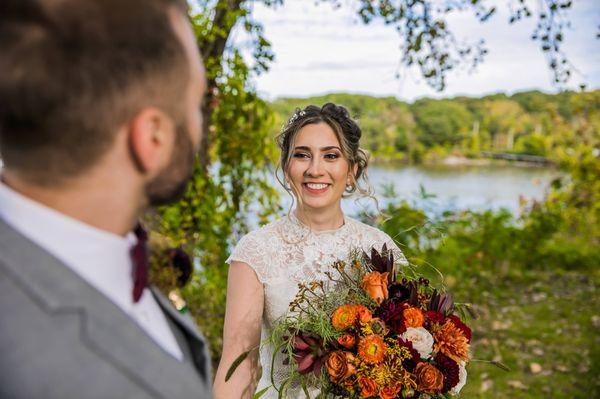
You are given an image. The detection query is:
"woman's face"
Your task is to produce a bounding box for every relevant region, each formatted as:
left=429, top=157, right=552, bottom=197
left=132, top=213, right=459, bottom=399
left=287, top=122, right=353, bottom=212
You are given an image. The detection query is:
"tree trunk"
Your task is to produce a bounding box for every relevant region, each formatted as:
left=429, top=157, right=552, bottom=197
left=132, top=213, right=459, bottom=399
left=197, top=0, right=245, bottom=171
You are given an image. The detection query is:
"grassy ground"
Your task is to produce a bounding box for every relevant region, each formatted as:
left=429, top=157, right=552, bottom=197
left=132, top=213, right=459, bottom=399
left=449, top=267, right=599, bottom=398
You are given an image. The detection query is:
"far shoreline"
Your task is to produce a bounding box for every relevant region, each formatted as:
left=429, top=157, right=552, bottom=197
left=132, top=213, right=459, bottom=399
left=371, top=155, right=557, bottom=169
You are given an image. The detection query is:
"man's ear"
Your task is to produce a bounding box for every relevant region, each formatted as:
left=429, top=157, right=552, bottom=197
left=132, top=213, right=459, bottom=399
left=128, top=108, right=175, bottom=174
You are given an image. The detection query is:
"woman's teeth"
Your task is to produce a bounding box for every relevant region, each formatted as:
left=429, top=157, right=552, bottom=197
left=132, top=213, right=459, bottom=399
left=305, top=183, right=328, bottom=190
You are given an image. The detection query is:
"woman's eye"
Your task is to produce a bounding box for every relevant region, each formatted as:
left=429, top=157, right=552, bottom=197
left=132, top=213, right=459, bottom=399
left=293, top=152, right=309, bottom=159
left=325, top=153, right=340, bottom=160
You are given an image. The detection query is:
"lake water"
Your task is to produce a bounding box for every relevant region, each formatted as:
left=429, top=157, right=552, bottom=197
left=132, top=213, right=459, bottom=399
left=274, top=163, right=562, bottom=218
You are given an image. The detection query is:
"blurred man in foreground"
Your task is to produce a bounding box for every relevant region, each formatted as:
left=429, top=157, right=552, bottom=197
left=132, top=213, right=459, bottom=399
left=0, top=0, right=211, bottom=397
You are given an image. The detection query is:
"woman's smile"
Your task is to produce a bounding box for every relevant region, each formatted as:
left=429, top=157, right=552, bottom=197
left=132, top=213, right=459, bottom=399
left=303, top=182, right=331, bottom=194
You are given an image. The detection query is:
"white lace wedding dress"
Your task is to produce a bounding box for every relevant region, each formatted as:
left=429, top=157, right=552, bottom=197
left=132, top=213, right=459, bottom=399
left=226, top=213, right=408, bottom=398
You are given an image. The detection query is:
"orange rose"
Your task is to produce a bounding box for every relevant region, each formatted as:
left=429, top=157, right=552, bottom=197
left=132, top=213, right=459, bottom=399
left=414, top=362, right=444, bottom=394
left=379, top=384, right=401, bottom=399
left=403, top=307, right=425, bottom=328
left=337, top=333, right=356, bottom=349
left=355, top=304, right=373, bottom=323
left=325, top=351, right=356, bottom=383
left=332, top=304, right=358, bottom=331
left=358, top=376, right=377, bottom=398
left=361, top=272, right=390, bottom=304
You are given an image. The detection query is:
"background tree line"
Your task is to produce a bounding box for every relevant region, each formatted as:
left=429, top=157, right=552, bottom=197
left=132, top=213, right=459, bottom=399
left=270, top=89, right=600, bottom=163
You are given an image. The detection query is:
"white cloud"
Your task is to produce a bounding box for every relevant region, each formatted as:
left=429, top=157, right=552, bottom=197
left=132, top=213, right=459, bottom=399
left=232, top=0, right=600, bottom=101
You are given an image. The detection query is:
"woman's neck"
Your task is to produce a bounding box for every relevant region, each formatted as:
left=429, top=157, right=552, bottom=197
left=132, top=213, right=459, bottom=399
left=294, top=204, right=345, bottom=231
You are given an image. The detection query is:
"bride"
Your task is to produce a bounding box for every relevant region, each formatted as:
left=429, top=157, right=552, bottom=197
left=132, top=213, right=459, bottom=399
left=213, top=103, right=408, bottom=398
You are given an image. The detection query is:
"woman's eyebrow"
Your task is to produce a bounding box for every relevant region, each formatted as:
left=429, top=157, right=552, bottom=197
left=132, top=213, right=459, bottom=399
left=293, top=145, right=341, bottom=151
left=293, top=146, right=311, bottom=151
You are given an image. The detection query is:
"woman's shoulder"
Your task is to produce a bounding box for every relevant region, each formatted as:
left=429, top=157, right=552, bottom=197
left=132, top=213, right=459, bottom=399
left=229, top=216, right=291, bottom=259
left=227, top=217, right=296, bottom=283
left=236, top=217, right=287, bottom=243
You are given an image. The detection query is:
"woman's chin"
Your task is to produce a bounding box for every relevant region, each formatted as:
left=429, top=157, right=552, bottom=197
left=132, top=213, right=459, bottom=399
left=299, top=197, right=335, bottom=211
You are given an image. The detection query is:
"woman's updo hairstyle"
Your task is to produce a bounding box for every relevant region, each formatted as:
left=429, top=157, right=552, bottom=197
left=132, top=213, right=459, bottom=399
left=275, top=103, right=372, bottom=198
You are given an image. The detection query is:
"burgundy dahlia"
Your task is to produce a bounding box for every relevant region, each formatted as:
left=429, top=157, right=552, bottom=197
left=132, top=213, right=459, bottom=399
left=434, top=353, right=460, bottom=393
left=168, top=248, right=193, bottom=287
left=389, top=280, right=420, bottom=306
left=447, top=315, right=472, bottom=343
left=375, top=300, right=406, bottom=335
left=424, top=310, right=445, bottom=326
left=397, top=338, right=420, bottom=372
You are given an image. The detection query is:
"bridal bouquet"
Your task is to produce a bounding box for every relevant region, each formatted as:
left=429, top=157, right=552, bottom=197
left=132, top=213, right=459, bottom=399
left=265, top=245, right=474, bottom=398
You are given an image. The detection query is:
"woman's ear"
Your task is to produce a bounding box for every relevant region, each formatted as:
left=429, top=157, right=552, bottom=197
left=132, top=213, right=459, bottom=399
left=348, top=163, right=359, bottom=183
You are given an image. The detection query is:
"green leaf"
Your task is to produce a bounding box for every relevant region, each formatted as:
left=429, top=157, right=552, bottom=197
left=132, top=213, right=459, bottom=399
left=491, top=360, right=511, bottom=372
left=253, top=386, right=271, bottom=399
left=225, top=349, right=252, bottom=382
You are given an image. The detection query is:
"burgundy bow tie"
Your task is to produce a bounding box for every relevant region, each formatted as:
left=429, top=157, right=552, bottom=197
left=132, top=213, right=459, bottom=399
left=130, top=223, right=149, bottom=303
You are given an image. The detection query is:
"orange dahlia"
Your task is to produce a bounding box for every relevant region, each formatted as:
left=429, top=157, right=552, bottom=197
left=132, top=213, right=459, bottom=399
left=358, top=335, right=387, bottom=364
left=403, top=307, right=425, bottom=328
left=332, top=304, right=358, bottom=331
left=433, top=320, right=470, bottom=363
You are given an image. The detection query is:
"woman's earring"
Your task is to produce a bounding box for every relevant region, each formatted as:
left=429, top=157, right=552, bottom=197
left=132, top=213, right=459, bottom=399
left=346, top=180, right=354, bottom=192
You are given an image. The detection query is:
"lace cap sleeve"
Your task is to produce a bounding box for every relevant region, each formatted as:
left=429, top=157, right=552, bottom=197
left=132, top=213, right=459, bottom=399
left=225, top=232, right=268, bottom=284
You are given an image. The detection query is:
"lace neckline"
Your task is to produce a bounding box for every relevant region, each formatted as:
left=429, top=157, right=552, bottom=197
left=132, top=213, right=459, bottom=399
left=278, top=211, right=351, bottom=244
left=288, top=211, right=349, bottom=235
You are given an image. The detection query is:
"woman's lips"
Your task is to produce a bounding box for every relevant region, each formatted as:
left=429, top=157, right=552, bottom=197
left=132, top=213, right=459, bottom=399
left=302, top=183, right=330, bottom=194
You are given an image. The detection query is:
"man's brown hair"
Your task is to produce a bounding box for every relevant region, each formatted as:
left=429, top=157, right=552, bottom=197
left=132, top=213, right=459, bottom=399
left=0, top=0, right=190, bottom=184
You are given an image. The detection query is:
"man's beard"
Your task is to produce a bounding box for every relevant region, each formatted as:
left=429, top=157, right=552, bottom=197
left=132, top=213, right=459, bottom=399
left=145, top=122, right=196, bottom=207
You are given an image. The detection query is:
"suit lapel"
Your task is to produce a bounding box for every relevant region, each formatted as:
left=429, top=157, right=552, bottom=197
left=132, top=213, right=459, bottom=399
left=150, top=287, right=213, bottom=382
left=0, top=219, right=208, bottom=398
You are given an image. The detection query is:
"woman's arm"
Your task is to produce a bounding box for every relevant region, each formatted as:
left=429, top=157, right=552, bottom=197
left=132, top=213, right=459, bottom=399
left=213, top=261, right=264, bottom=399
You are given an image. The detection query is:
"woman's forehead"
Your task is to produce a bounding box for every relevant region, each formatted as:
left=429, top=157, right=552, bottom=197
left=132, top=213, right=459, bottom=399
left=294, top=123, right=340, bottom=148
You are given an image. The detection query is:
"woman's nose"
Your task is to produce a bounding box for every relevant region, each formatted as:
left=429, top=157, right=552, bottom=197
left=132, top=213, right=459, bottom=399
left=305, top=157, right=325, bottom=177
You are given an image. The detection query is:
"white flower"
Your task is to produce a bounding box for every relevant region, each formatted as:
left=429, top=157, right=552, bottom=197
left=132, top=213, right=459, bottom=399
left=400, top=327, right=434, bottom=359
left=450, top=361, right=468, bottom=395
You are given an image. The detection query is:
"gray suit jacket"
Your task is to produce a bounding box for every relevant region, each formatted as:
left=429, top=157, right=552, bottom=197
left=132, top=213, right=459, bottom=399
left=0, top=218, right=212, bottom=399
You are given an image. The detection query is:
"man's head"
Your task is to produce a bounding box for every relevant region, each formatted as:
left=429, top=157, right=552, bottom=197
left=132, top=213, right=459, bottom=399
left=0, top=0, right=205, bottom=206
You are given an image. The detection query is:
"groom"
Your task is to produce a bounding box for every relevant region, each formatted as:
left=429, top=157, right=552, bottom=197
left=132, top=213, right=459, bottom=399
left=0, top=0, right=211, bottom=398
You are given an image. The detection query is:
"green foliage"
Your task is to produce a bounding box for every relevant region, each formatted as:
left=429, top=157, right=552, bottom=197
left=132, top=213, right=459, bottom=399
left=411, top=99, right=473, bottom=147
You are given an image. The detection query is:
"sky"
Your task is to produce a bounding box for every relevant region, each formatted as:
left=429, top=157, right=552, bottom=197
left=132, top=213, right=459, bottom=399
left=230, top=0, right=600, bottom=102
